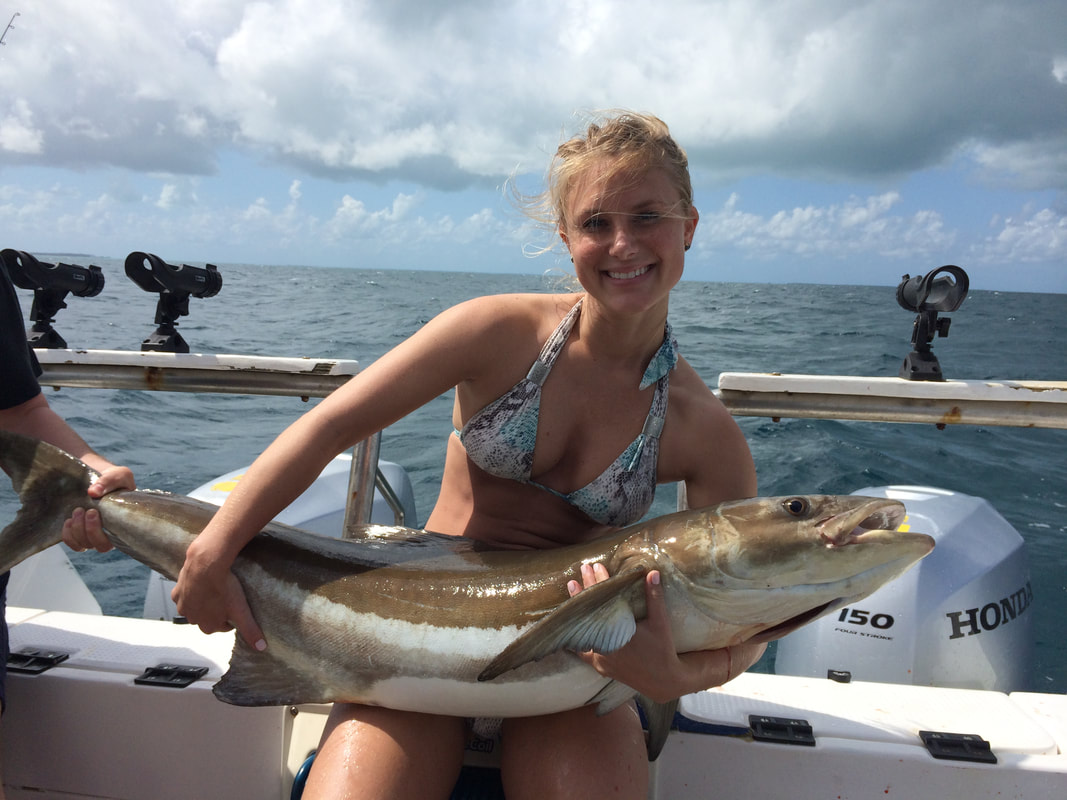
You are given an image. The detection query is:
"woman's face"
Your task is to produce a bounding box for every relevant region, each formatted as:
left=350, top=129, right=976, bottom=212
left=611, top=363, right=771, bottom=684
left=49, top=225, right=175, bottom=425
left=560, top=162, right=698, bottom=313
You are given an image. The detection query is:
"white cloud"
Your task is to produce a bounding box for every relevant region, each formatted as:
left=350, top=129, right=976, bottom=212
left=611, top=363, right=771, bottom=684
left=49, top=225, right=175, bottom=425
left=153, top=179, right=200, bottom=210
left=0, top=2, right=1064, bottom=290
left=968, top=139, right=1067, bottom=192
left=0, top=99, right=44, bottom=154
left=1053, top=57, right=1067, bottom=84
left=0, top=185, right=57, bottom=224
left=324, top=191, right=423, bottom=242
left=975, top=207, right=1067, bottom=264
left=243, top=198, right=271, bottom=222
left=2, top=1, right=1063, bottom=190
left=701, top=191, right=956, bottom=261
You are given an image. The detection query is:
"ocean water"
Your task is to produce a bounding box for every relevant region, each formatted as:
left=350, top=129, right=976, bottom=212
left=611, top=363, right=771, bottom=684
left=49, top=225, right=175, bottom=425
left=4, top=257, right=1066, bottom=692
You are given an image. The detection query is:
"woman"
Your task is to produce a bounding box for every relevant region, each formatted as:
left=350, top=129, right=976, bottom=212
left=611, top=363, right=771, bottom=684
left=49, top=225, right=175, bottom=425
left=169, top=112, right=762, bottom=799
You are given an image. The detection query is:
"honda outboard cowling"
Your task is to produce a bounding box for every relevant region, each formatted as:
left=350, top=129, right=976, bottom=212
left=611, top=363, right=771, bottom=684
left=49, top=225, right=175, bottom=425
left=774, top=485, right=1033, bottom=692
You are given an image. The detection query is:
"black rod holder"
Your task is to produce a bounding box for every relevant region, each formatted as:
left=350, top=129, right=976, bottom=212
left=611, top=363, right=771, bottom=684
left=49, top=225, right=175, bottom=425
left=124, top=252, right=222, bottom=353
left=1, top=249, right=104, bottom=349
left=896, top=265, right=969, bottom=381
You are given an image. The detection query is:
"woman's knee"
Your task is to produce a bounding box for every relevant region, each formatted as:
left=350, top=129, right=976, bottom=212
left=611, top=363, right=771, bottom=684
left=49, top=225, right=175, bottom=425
left=500, top=704, right=648, bottom=800
left=303, top=704, right=466, bottom=800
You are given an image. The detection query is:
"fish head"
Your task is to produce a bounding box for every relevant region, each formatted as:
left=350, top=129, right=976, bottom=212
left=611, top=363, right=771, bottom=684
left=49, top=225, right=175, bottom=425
left=648, top=495, right=934, bottom=648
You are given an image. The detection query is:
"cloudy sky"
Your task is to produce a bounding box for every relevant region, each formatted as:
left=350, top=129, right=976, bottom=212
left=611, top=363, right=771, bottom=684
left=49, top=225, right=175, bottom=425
left=1, top=0, right=1065, bottom=292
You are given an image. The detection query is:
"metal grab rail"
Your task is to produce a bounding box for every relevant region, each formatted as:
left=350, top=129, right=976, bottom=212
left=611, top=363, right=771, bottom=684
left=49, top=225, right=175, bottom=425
left=35, top=349, right=360, bottom=398
left=34, top=349, right=410, bottom=527
left=717, top=373, right=1067, bottom=430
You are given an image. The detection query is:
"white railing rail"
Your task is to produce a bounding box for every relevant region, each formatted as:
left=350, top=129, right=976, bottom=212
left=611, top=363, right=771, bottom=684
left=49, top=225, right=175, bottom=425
left=33, top=349, right=398, bottom=532
left=717, top=373, right=1067, bottom=429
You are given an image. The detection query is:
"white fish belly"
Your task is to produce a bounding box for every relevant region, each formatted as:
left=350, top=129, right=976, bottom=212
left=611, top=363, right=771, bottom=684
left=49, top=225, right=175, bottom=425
left=365, top=662, right=613, bottom=718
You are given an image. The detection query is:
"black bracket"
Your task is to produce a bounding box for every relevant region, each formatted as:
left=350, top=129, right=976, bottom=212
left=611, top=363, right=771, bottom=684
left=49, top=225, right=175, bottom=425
left=6, top=647, right=71, bottom=674
left=919, top=730, right=997, bottom=764
left=749, top=715, right=816, bottom=746
left=134, top=663, right=209, bottom=689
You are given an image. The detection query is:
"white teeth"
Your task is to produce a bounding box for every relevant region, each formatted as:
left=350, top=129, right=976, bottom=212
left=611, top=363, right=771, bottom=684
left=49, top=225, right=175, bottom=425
left=608, top=265, right=650, bottom=280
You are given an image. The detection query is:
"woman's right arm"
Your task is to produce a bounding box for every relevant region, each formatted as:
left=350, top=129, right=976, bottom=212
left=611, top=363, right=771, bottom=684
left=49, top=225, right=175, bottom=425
left=171, top=294, right=534, bottom=647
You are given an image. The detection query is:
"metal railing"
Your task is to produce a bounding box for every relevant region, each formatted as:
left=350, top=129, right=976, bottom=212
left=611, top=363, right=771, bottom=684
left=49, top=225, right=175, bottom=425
left=35, top=349, right=407, bottom=531
left=716, top=373, right=1067, bottom=429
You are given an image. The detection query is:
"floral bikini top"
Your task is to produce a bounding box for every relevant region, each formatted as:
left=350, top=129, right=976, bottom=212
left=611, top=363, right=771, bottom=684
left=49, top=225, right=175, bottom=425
left=454, top=298, right=677, bottom=527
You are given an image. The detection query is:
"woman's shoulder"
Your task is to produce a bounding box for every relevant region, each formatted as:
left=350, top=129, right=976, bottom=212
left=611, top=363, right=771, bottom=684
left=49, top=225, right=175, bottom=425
left=663, top=356, right=757, bottom=503
left=665, top=358, right=748, bottom=458
left=454, top=291, right=581, bottom=313
left=443, top=292, right=581, bottom=336
left=668, top=356, right=721, bottom=411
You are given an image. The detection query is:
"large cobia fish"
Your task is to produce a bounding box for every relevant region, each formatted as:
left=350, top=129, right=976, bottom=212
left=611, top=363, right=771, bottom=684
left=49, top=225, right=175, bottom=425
left=0, top=431, right=934, bottom=759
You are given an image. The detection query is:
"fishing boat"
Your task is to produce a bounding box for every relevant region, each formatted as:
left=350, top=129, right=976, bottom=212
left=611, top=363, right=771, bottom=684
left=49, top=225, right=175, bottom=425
left=4, top=335, right=1067, bottom=798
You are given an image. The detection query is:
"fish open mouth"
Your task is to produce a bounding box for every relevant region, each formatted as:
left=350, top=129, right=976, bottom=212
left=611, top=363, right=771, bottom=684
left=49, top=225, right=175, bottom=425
left=817, top=498, right=907, bottom=548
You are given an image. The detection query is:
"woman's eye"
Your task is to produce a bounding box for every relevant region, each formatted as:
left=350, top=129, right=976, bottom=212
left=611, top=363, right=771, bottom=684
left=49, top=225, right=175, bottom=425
left=581, top=215, right=606, bottom=231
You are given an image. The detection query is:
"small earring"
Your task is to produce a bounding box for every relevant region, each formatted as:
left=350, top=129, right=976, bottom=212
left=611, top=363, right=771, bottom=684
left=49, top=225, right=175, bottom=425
left=684, top=242, right=691, bottom=251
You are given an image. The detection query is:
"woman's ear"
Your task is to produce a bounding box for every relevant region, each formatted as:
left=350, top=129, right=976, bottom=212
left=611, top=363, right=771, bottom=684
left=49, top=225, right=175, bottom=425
left=686, top=205, right=700, bottom=243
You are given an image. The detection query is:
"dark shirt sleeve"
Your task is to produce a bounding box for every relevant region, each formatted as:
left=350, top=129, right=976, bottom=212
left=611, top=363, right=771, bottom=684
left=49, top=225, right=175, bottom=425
left=1, top=260, right=43, bottom=410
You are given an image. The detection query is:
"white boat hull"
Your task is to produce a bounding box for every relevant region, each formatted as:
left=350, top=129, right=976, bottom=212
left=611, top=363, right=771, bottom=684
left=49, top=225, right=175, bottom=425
left=5, top=607, right=1066, bottom=799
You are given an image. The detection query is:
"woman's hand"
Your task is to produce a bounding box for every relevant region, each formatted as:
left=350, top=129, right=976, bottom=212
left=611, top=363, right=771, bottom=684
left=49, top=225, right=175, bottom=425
left=568, top=562, right=766, bottom=702
left=171, top=539, right=267, bottom=652
left=62, top=464, right=136, bottom=553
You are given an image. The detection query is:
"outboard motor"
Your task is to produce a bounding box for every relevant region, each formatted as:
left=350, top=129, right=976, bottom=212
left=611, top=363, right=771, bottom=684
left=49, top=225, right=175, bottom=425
left=774, top=485, right=1033, bottom=692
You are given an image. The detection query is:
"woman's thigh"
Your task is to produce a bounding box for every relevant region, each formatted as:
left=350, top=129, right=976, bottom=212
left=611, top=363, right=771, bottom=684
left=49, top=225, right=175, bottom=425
left=302, top=702, right=467, bottom=800
left=500, top=703, right=648, bottom=800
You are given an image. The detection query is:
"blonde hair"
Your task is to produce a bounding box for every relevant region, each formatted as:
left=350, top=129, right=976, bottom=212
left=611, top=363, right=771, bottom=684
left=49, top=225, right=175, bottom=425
left=521, top=111, right=693, bottom=240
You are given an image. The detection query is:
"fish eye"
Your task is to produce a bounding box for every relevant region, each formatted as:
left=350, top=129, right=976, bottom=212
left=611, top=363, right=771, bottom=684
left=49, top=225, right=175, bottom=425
left=782, top=497, right=810, bottom=517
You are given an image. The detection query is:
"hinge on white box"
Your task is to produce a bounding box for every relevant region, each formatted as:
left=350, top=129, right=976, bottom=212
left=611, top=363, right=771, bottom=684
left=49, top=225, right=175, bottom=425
left=919, top=730, right=997, bottom=764
left=134, top=664, right=209, bottom=688
left=749, top=715, right=816, bottom=746
left=6, top=647, right=71, bottom=674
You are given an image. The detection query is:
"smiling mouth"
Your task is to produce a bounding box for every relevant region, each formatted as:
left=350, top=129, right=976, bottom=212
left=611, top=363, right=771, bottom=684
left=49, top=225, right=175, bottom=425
left=607, top=265, right=650, bottom=280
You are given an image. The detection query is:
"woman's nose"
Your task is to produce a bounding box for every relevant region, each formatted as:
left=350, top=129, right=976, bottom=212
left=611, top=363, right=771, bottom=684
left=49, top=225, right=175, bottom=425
left=608, top=220, right=638, bottom=257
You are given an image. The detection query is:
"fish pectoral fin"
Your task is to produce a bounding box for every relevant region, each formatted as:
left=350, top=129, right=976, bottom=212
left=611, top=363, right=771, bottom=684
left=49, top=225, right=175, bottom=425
left=477, top=567, right=646, bottom=682
left=213, top=637, right=333, bottom=707
left=637, top=694, right=679, bottom=762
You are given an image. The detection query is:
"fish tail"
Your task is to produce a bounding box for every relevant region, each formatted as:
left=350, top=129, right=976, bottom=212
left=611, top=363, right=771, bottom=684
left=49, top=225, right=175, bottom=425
left=0, top=430, right=99, bottom=574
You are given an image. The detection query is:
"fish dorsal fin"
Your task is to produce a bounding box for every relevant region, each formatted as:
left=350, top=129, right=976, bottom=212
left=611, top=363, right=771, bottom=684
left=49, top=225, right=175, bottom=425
left=253, top=524, right=482, bottom=570
left=478, top=566, right=646, bottom=681
left=213, top=637, right=336, bottom=707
